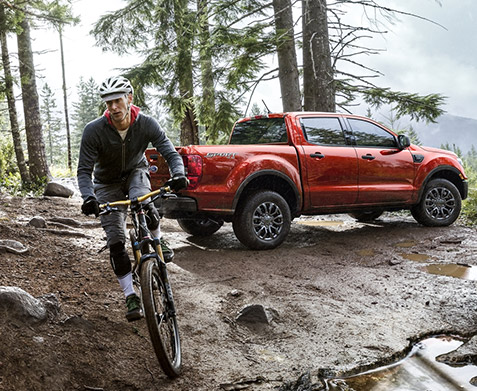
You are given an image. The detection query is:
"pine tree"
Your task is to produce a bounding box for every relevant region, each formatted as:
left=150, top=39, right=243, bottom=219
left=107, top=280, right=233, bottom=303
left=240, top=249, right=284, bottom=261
left=16, top=7, right=51, bottom=183
left=71, top=77, right=102, bottom=164
left=40, top=83, right=65, bottom=167
left=0, top=3, right=30, bottom=185
left=92, top=0, right=272, bottom=145
left=272, top=0, right=301, bottom=111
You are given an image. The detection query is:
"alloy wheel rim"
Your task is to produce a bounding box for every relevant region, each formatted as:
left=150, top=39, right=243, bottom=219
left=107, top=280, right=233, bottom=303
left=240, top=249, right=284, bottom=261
left=424, top=186, right=456, bottom=220
left=252, top=201, right=284, bottom=241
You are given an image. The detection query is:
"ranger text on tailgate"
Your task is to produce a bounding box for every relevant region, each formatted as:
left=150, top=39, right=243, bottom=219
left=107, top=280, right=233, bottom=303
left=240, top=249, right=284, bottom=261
left=146, top=112, right=468, bottom=250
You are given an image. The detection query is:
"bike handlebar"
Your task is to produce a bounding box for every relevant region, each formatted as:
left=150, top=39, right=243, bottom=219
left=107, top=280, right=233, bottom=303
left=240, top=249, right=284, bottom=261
left=99, top=186, right=172, bottom=211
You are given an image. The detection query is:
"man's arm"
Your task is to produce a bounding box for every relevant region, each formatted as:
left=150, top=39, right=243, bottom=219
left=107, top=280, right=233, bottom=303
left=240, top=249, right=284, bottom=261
left=148, top=117, right=185, bottom=177
left=77, top=124, right=99, bottom=201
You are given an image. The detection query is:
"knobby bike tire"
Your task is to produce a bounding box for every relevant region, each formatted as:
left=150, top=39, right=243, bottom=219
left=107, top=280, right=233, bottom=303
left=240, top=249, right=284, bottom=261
left=140, top=258, right=181, bottom=377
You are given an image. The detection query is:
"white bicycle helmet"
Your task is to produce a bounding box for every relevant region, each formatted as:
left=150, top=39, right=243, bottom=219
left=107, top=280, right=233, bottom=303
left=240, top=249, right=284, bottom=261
left=99, top=76, right=133, bottom=102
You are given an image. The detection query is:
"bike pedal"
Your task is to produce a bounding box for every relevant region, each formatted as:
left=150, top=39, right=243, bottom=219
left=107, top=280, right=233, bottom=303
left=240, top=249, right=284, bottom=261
left=126, top=309, right=143, bottom=322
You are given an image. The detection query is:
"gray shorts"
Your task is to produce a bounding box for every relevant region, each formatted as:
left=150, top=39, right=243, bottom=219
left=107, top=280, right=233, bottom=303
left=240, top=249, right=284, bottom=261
left=94, top=168, right=152, bottom=247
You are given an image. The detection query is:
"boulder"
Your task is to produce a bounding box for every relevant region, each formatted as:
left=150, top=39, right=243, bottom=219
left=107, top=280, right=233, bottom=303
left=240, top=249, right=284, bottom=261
left=235, top=304, right=273, bottom=325
left=29, top=216, right=47, bottom=228
left=0, top=286, right=54, bottom=325
left=43, top=182, right=74, bottom=198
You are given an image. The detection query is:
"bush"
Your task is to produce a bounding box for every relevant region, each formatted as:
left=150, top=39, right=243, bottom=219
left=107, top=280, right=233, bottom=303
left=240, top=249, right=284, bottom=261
left=459, top=162, right=477, bottom=225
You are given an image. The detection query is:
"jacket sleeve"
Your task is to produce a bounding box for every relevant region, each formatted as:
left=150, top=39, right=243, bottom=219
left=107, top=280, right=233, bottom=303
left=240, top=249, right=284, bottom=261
left=76, top=122, right=99, bottom=201
left=147, top=116, right=185, bottom=177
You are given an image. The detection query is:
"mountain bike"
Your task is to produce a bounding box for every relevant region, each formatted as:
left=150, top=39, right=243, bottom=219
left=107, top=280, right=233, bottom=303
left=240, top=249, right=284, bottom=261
left=99, top=186, right=181, bottom=378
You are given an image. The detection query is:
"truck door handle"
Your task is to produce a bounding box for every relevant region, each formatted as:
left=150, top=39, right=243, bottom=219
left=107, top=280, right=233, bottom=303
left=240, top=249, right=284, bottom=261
left=310, top=152, right=325, bottom=159
left=361, top=154, right=375, bottom=160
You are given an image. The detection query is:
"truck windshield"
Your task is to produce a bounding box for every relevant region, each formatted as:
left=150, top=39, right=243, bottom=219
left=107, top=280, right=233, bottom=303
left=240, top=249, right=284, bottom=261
left=230, top=118, right=287, bottom=144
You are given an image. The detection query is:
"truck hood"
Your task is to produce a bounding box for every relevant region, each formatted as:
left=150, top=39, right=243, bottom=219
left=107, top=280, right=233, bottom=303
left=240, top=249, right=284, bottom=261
left=414, top=145, right=459, bottom=158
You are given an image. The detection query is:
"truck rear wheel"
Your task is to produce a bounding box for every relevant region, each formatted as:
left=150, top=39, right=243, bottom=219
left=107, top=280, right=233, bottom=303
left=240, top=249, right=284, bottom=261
left=177, top=218, right=224, bottom=237
left=410, top=178, right=461, bottom=226
left=233, top=190, right=291, bottom=250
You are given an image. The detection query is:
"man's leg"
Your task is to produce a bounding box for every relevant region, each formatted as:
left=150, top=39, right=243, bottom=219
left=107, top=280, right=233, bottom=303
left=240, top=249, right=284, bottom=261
left=127, top=169, right=174, bottom=261
left=95, top=183, right=141, bottom=321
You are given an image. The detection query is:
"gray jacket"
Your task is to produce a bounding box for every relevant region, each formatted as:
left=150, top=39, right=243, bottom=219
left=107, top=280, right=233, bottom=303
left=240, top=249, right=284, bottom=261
left=77, top=110, right=184, bottom=201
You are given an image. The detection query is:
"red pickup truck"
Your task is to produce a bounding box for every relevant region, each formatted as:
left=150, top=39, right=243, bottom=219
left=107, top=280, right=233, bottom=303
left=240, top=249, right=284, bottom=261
left=147, top=112, right=468, bottom=250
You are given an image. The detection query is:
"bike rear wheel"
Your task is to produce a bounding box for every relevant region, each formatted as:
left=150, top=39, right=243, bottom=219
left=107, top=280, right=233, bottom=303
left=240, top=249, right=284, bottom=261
left=140, top=259, right=181, bottom=377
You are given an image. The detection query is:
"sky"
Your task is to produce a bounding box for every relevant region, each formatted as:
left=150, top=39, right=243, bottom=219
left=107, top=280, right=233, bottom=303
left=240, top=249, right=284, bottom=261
left=29, top=0, right=477, bottom=122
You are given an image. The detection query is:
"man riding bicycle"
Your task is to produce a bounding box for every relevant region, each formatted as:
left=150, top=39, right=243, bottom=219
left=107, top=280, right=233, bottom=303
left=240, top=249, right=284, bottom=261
left=77, top=75, right=188, bottom=321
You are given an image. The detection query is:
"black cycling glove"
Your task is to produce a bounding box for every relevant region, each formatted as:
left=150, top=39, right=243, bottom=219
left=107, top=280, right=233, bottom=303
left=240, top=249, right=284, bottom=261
left=164, top=175, right=189, bottom=192
left=81, top=196, right=100, bottom=217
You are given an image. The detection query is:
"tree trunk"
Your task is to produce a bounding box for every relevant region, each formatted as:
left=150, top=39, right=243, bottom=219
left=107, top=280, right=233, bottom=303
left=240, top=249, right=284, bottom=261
left=175, top=0, right=199, bottom=146
left=0, top=5, right=30, bottom=184
left=59, top=25, right=72, bottom=172
left=197, top=0, right=217, bottom=142
left=273, top=0, right=301, bottom=112
left=17, top=13, right=50, bottom=182
left=302, top=0, right=335, bottom=112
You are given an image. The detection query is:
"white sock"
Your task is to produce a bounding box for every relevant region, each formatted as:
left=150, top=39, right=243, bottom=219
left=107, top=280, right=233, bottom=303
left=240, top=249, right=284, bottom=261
left=151, top=226, right=161, bottom=239
left=117, top=272, right=135, bottom=298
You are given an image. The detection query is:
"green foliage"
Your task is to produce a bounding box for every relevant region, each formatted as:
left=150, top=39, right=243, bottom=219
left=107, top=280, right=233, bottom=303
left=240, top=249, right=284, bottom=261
left=0, top=134, right=21, bottom=195
left=71, top=77, right=103, bottom=164
left=0, top=134, right=17, bottom=177
left=460, top=164, right=477, bottom=226
left=92, top=0, right=273, bottom=145
left=40, top=83, right=66, bottom=167
left=443, top=143, right=477, bottom=226
left=354, top=86, right=446, bottom=123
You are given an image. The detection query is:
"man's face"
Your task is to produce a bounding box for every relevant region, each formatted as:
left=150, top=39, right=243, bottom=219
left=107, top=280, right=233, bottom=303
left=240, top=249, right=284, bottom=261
left=105, top=94, right=132, bottom=123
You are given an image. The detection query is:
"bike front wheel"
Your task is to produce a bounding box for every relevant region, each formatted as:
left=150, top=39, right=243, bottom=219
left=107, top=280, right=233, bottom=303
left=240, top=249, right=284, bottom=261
left=140, top=259, right=181, bottom=377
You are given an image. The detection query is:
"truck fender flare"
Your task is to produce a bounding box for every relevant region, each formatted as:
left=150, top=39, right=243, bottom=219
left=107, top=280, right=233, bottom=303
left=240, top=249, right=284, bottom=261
left=231, top=169, right=301, bottom=213
left=417, top=165, right=466, bottom=201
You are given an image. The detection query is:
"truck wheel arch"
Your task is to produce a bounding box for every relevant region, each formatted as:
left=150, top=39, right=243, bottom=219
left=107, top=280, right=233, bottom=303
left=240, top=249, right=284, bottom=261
left=417, top=166, right=467, bottom=202
left=231, top=170, right=301, bottom=217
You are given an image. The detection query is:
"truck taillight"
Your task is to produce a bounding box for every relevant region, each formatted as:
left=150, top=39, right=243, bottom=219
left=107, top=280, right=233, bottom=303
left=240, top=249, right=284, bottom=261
left=183, top=154, right=202, bottom=189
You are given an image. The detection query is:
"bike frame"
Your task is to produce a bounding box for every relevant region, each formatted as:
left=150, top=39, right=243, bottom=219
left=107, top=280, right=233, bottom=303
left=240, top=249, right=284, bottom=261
left=100, top=187, right=177, bottom=314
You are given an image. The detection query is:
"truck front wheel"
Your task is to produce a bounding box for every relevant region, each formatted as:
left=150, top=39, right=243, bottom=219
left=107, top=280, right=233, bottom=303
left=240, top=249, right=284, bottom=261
left=410, top=178, right=461, bottom=227
left=177, top=218, right=224, bottom=236
left=233, top=190, right=291, bottom=250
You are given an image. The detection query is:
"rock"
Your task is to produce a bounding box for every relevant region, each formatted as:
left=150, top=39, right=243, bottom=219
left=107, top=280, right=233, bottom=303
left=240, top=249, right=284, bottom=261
left=0, top=286, right=47, bottom=324
left=61, top=315, right=95, bottom=330
left=29, top=216, right=47, bottom=228
left=43, top=182, right=74, bottom=198
left=0, top=239, right=29, bottom=255
left=39, top=293, right=60, bottom=319
left=228, top=289, right=243, bottom=298
left=235, top=304, right=273, bottom=325
left=436, top=335, right=477, bottom=366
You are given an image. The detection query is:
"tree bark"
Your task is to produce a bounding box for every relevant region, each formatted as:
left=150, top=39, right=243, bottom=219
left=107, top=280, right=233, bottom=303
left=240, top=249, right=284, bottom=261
left=273, top=0, right=301, bottom=112
left=197, top=0, right=217, bottom=142
left=59, top=25, right=72, bottom=172
left=16, top=12, right=50, bottom=182
left=302, top=0, right=335, bottom=112
left=175, top=0, right=199, bottom=146
left=0, top=5, right=30, bottom=184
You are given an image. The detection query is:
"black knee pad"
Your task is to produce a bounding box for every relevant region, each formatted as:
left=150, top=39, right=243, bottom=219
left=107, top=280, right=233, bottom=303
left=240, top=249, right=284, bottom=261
left=109, top=241, right=131, bottom=277
left=146, top=204, right=160, bottom=230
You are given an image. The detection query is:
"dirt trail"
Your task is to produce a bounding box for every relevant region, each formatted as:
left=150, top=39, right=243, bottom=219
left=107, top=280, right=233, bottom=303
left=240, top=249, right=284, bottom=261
left=1, top=194, right=477, bottom=390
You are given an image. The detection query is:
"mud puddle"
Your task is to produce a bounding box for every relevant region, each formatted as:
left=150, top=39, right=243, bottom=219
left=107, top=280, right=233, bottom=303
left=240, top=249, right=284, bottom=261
left=324, top=336, right=477, bottom=390
left=296, top=220, right=344, bottom=227
left=424, top=263, right=477, bottom=281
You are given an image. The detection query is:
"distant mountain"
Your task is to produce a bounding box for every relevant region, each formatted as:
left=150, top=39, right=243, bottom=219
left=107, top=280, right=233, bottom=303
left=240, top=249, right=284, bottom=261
left=411, top=114, right=477, bottom=155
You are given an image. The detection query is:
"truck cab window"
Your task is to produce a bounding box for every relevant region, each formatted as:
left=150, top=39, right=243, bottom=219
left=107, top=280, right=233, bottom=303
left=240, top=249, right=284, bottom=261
left=301, top=117, right=347, bottom=145
left=230, top=118, right=287, bottom=144
left=348, top=118, right=397, bottom=148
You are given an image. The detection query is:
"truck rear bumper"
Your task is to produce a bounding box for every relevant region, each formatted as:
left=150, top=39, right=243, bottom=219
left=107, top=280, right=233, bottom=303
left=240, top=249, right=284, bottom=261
left=154, top=196, right=198, bottom=218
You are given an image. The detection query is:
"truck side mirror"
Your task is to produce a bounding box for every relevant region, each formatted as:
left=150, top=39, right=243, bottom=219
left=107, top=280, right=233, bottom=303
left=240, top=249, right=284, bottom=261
left=398, top=134, right=411, bottom=149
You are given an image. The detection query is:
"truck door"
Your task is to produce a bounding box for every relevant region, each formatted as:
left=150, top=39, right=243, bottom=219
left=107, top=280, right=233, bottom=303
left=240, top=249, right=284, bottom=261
left=299, top=116, right=359, bottom=208
left=347, top=118, right=415, bottom=204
